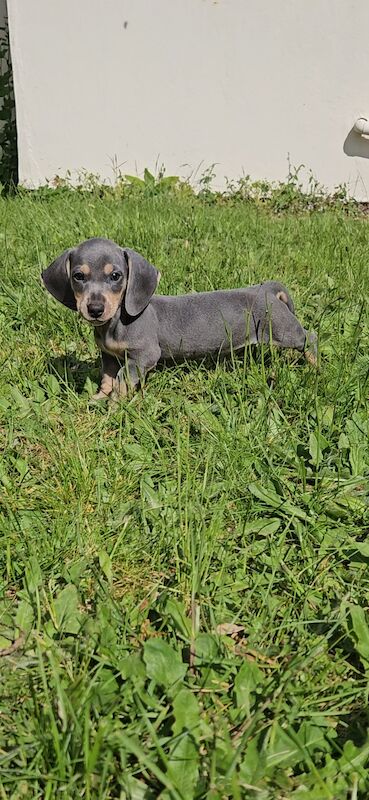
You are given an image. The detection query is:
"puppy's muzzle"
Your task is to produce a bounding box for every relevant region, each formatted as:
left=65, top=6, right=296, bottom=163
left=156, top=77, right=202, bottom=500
left=86, top=301, right=106, bottom=323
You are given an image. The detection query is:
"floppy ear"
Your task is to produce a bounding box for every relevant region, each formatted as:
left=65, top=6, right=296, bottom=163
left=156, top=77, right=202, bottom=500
left=123, top=248, right=160, bottom=317
left=41, top=248, right=77, bottom=311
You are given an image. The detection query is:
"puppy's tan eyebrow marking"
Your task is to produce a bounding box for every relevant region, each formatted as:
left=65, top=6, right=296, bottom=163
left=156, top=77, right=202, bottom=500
left=76, top=264, right=91, bottom=276
left=103, top=263, right=114, bottom=275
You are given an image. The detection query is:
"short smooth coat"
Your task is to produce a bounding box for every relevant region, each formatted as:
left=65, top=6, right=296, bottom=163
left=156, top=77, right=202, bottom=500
left=42, top=238, right=317, bottom=399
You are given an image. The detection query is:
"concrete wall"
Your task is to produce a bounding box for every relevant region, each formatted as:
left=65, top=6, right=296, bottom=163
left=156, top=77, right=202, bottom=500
left=7, top=0, right=369, bottom=197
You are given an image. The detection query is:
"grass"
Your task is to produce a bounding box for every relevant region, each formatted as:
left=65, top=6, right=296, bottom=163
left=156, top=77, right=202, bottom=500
left=1, top=177, right=369, bottom=798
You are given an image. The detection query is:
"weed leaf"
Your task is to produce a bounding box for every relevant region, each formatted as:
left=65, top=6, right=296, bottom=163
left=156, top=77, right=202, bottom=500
left=53, top=584, right=82, bottom=634
left=143, top=639, right=187, bottom=688
left=346, top=604, right=369, bottom=669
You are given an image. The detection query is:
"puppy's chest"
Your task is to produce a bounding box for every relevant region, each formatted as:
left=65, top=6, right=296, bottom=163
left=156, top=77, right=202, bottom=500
left=95, top=328, right=128, bottom=356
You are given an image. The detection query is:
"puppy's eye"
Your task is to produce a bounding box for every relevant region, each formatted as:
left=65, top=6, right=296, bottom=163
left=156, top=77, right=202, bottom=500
left=73, top=271, right=86, bottom=282
left=110, top=271, right=122, bottom=282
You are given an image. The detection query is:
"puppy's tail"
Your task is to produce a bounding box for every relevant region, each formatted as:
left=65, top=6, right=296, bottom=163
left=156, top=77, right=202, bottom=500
left=276, top=289, right=294, bottom=314
left=264, top=281, right=295, bottom=315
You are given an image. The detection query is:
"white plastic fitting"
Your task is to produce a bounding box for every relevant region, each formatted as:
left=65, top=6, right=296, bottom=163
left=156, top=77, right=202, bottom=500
left=354, top=117, right=369, bottom=136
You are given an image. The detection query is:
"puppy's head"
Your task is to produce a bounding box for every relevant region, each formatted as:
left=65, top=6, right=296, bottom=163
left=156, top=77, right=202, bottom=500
left=42, top=238, right=160, bottom=325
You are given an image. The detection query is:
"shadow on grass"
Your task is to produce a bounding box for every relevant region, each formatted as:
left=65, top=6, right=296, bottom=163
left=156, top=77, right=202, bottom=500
left=156, top=346, right=278, bottom=373
left=336, top=707, right=369, bottom=748
left=47, top=345, right=306, bottom=398
left=48, top=354, right=100, bottom=394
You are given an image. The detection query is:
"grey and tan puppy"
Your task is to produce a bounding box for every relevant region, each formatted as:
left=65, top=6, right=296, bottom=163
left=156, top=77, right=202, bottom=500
left=42, top=237, right=317, bottom=400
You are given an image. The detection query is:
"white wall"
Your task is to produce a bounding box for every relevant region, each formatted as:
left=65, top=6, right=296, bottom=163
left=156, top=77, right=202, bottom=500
left=7, top=0, right=369, bottom=198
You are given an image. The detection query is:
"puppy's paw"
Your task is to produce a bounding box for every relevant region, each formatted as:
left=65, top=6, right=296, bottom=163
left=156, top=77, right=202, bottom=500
left=304, top=331, right=318, bottom=368
left=89, top=389, right=111, bottom=403
left=90, top=375, right=120, bottom=402
left=110, top=375, right=129, bottom=404
left=304, top=350, right=318, bottom=368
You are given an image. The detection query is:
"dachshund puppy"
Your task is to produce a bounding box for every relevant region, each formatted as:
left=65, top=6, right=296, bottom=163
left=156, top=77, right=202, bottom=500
left=42, top=237, right=317, bottom=400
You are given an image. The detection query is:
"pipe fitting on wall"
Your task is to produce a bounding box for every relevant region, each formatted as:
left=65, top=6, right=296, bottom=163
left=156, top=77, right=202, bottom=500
left=354, top=117, right=369, bottom=136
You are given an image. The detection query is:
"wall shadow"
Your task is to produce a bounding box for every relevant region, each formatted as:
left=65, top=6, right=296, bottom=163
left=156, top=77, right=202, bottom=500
left=343, top=125, right=369, bottom=159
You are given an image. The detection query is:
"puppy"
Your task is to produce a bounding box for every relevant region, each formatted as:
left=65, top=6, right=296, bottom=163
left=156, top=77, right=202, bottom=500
left=42, top=237, right=317, bottom=400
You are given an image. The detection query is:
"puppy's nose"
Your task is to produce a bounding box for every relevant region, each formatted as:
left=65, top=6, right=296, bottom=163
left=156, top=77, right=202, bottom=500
left=87, top=301, right=105, bottom=319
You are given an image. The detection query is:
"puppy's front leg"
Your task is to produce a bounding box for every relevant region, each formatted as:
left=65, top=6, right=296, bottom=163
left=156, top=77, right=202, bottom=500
left=91, top=352, right=120, bottom=401
left=111, top=346, right=161, bottom=401
left=112, top=357, right=148, bottom=400
left=303, top=331, right=318, bottom=367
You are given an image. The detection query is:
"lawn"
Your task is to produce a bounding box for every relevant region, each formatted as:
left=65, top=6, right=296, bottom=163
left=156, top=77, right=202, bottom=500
left=1, top=177, right=369, bottom=798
